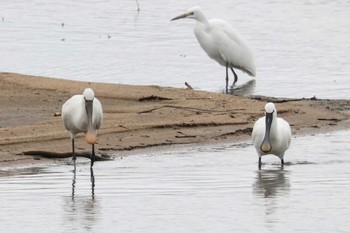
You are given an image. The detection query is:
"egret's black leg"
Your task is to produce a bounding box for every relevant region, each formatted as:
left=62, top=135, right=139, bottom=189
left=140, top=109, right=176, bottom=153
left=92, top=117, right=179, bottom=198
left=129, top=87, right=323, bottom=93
left=225, top=63, right=229, bottom=93
left=258, top=157, right=262, bottom=170
left=281, top=158, right=284, bottom=167
left=91, top=144, right=95, bottom=167
left=230, top=68, right=238, bottom=86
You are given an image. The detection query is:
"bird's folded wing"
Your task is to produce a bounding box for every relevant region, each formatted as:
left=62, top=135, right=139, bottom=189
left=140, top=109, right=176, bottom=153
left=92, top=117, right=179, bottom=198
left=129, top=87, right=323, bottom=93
left=210, top=20, right=255, bottom=76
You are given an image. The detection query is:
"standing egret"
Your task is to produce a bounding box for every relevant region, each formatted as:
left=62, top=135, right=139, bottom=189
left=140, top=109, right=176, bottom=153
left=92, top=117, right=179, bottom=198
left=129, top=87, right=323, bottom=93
left=252, top=103, right=291, bottom=169
left=62, top=88, right=103, bottom=168
left=171, top=6, right=256, bottom=93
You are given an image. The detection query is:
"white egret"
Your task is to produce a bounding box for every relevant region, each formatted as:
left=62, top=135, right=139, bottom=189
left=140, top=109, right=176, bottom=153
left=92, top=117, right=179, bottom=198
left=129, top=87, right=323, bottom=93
left=252, top=103, right=291, bottom=169
left=171, top=6, right=256, bottom=93
left=62, top=88, right=103, bottom=168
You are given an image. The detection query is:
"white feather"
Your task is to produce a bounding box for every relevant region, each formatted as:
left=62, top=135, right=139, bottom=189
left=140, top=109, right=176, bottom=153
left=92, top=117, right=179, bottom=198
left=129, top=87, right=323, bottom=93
left=62, top=90, right=103, bottom=139
left=172, top=6, right=256, bottom=80
left=252, top=103, right=291, bottom=164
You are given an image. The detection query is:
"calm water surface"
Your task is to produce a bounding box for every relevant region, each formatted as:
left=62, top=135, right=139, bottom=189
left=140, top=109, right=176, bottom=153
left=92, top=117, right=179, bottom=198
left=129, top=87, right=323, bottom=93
left=1, top=131, right=350, bottom=232
left=0, top=0, right=349, bottom=98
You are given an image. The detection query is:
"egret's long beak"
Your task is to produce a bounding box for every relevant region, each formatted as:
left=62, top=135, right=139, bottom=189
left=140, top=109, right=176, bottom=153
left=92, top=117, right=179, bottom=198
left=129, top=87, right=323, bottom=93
left=85, top=100, right=97, bottom=145
left=260, top=111, right=273, bottom=153
left=171, top=12, right=191, bottom=21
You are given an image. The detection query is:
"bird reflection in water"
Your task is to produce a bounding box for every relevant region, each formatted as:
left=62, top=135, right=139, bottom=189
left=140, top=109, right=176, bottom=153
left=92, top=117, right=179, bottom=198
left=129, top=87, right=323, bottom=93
left=252, top=167, right=291, bottom=228
left=228, top=79, right=256, bottom=96
left=64, top=185, right=100, bottom=232
left=72, top=168, right=76, bottom=198
left=90, top=167, right=95, bottom=199
left=72, top=166, right=95, bottom=199
left=253, top=167, right=290, bottom=198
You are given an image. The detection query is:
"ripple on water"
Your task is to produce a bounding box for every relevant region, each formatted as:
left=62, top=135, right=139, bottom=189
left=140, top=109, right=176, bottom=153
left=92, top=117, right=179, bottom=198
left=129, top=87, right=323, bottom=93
left=1, top=132, right=350, bottom=232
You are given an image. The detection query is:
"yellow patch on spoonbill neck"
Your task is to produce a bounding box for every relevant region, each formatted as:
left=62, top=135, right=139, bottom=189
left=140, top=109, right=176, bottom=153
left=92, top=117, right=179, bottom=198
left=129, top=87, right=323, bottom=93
left=85, top=131, right=97, bottom=144
left=261, top=143, right=272, bottom=153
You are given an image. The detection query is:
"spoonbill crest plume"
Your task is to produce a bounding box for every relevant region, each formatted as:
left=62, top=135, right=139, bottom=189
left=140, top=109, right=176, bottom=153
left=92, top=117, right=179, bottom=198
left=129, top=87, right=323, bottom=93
left=171, top=6, right=256, bottom=93
left=252, top=102, right=291, bottom=169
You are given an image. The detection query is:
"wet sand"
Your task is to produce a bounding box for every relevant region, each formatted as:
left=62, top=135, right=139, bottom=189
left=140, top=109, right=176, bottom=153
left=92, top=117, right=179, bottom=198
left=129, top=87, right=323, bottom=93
left=1, top=72, right=350, bottom=169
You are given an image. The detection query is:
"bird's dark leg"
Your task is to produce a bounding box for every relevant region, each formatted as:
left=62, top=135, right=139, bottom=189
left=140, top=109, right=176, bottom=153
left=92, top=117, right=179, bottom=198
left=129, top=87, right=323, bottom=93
left=230, top=68, right=238, bottom=86
left=90, top=145, right=96, bottom=198
left=71, top=138, right=76, bottom=199
left=281, top=158, right=284, bottom=167
left=225, top=63, right=229, bottom=93
left=91, top=144, right=95, bottom=167
left=258, top=157, right=262, bottom=170
left=72, top=139, right=76, bottom=170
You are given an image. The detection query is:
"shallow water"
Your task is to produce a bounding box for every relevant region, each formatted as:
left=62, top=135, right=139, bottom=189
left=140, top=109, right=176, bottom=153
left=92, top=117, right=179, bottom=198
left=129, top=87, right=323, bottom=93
left=0, top=0, right=349, bottom=98
left=1, top=131, right=350, bottom=232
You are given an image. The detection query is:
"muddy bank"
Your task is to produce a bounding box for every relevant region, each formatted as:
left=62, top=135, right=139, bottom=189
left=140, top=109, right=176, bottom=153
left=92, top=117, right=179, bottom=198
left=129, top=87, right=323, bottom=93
left=1, top=72, right=350, bottom=168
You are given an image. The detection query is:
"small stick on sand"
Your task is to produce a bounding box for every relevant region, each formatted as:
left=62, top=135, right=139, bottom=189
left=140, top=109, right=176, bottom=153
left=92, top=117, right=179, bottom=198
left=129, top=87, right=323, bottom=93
left=185, top=82, right=193, bottom=89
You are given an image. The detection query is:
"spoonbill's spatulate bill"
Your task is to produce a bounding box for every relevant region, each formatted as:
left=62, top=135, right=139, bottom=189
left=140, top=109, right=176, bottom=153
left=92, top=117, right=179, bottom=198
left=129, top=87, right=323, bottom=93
left=171, top=6, right=256, bottom=93
left=62, top=88, right=103, bottom=168
left=252, top=102, right=291, bottom=169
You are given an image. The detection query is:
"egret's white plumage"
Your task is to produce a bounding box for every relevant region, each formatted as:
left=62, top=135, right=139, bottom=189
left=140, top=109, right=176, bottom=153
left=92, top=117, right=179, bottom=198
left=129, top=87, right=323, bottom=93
left=171, top=6, right=255, bottom=92
left=252, top=103, right=291, bottom=168
left=62, top=88, right=103, bottom=167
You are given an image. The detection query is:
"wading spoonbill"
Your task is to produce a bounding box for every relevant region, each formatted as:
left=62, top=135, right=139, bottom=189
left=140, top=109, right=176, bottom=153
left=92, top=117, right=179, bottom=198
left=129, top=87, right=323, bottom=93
left=62, top=88, right=103, bottom=168
left=252, top=102, right=291, bottom=169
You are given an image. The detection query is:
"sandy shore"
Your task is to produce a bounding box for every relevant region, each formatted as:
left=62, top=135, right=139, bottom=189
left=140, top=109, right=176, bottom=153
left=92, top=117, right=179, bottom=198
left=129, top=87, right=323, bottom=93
left=1, top=72, right=350, bottom=169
